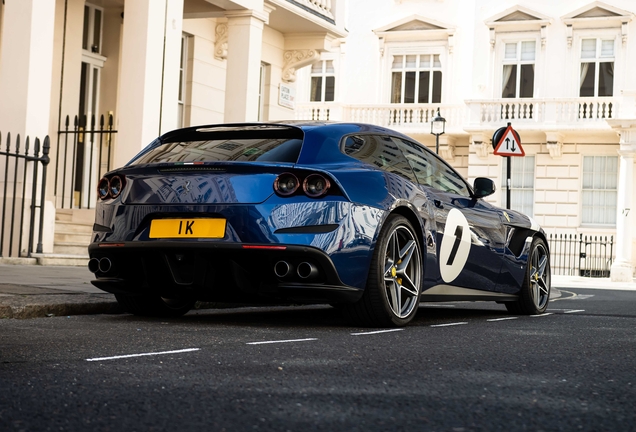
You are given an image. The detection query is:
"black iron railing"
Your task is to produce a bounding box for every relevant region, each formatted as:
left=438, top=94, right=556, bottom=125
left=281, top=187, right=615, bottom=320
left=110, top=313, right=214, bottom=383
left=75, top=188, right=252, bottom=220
left=548, top=233, right=614, bottom=277
left=0, top=132, right=50, bottom=258
left=55, top=114, right=117, bottom=209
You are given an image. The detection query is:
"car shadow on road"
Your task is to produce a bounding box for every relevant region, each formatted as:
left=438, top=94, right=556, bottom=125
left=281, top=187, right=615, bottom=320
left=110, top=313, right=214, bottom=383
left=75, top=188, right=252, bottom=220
left=108, top=301, right=515, bottom=329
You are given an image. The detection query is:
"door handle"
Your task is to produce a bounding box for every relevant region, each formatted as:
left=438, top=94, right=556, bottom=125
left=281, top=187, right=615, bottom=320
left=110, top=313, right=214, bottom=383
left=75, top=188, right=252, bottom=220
left=434, top=200, right=444, bottom=209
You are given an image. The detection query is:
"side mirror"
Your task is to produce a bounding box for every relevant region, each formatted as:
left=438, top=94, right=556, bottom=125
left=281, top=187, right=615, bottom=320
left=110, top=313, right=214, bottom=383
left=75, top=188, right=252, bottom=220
left=473, top=177, right=496, bottom=198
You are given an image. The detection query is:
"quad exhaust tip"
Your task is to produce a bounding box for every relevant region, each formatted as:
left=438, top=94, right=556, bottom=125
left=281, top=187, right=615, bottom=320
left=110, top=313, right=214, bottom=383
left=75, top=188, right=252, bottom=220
left=88, top=257, right=113, bottom=274
left=274, top=261, right=292, bottom=278
left=297, top=262, right=318, bottom=279
left=88, top=258, right=99, bottom=273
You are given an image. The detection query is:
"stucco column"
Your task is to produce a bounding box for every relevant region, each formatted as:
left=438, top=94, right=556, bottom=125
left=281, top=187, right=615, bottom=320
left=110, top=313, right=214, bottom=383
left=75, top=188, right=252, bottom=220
left=114, top=0, right=183, bottom=169
left=224, top=10, right=269, bottom=122
left=0, top=0, right=55, bottom=138
left=610, top=147, right=635, bottom=282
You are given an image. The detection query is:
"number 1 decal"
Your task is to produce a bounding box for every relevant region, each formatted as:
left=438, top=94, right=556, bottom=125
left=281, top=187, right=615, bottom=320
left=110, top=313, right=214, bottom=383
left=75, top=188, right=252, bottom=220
left=446, top=225, right=463, bottom=266
left=439, top=208, right=471, bottom=283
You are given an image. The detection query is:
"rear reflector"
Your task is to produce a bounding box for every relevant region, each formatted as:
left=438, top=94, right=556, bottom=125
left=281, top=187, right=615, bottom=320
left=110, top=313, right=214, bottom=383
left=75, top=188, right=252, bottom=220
left=98, top=243, right=126, bottom=247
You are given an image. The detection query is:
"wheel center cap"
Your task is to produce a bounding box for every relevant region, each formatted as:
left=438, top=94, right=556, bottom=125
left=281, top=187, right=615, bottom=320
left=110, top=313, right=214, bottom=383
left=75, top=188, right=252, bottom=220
left=391, top=267, right=397, bottom=277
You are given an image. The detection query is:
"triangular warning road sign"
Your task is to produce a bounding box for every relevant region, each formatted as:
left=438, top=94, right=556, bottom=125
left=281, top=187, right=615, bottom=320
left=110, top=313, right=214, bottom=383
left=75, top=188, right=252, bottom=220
left=493, top=125, right=525, bottom=157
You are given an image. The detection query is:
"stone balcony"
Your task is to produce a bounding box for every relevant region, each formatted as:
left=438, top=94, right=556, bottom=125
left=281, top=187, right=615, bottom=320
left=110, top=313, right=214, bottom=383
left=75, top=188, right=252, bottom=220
left=294, top=103, right=466, bottom=135
left=295, top=96, right=627, bottom=137
left=465, top=97, right=619, bottom=132
left=288, top=0, right=334, bottom=20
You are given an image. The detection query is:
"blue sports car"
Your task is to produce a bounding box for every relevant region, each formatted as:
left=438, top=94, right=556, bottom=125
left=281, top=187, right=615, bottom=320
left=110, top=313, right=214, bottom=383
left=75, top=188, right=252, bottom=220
left=88, top=122, right=551, bottom=327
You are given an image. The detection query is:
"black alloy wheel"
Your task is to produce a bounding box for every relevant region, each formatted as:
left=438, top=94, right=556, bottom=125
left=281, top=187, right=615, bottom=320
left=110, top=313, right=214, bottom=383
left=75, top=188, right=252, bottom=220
left=506, top=237, right=551, bottom=315
left=343, top=215, right=423, bottom=327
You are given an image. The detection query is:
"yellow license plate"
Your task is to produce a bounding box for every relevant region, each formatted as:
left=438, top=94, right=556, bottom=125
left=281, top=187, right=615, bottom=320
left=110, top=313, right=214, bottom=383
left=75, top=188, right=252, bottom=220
left=149, top=219, right=226, bottom=239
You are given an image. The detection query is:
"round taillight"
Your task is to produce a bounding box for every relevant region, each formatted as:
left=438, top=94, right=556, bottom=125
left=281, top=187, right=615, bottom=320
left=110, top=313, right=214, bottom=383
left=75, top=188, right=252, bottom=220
left=109, top=175, right=123, bottom=198
left=303, top=174, right=331, bottom=198
left=274, top=173, right=300, bottom=196
left=97, top=177, right=110, bottom=200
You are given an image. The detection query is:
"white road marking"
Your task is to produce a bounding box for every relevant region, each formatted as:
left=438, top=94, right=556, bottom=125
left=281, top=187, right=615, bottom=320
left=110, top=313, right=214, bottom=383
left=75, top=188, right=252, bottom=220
left=86, top=348, right=200, bottom=362
left=575, top=294, right=595, bottom=300
left=564, top=309, right=585, bottom=314
left=246, top=338, right=317, bottom=345
left=351, top=329, right=404, bottom=336
left=530, top=313, right=553, bottom=317
left=487, top=317, right=518, bottom=322
left=430, top=322, right=468, bottom=327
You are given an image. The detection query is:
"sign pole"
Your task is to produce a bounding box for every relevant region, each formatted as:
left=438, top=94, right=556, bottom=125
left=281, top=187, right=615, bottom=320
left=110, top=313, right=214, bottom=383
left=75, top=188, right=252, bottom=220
left=492, top=122, right=524, bottom=211
left=506, top=156, right=511, bottom=210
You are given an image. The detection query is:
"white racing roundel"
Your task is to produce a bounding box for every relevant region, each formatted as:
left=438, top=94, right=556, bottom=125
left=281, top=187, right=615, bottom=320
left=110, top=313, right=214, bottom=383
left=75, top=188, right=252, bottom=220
left=439, top=208, right=471, bottom=283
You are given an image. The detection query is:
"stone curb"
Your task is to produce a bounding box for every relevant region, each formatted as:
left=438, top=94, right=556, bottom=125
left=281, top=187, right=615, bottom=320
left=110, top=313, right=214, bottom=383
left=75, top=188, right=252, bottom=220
left=0, top=296, right=239, bottom=319
left=0, top=294, right=123, bottom=319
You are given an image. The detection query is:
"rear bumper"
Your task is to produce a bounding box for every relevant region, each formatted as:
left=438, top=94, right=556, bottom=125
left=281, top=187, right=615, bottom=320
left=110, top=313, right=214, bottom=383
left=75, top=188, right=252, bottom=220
left=88, top=241, right=364, bottom=304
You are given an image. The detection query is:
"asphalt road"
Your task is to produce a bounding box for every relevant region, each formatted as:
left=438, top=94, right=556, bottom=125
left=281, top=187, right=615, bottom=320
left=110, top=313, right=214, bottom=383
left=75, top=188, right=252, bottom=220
left=1, top=288, right=635, bottom=431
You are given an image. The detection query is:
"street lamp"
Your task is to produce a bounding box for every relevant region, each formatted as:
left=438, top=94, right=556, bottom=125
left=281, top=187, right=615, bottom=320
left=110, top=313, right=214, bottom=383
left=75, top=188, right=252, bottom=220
left=430, top=108, right=446, bottom=154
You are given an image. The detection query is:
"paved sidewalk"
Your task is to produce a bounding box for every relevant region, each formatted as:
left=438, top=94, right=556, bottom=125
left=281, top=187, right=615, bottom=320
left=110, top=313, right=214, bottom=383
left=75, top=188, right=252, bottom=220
left=0, top=264, right=119, bottom=319
left=0, top=263, right=634, bottom=319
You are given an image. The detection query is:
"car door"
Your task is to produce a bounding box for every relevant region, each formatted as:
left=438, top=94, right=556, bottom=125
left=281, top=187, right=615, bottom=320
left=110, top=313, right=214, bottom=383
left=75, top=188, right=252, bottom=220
left=393, top=138, right=507, bottom=292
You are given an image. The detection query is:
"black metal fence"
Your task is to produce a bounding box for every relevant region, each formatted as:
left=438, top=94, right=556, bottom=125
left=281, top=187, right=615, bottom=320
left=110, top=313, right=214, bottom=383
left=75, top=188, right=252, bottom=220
left=55, top=114, right=117, bottom=209
left=0, top=132, right=50, bottom=258
left=548, top=233, right=614, bottom=277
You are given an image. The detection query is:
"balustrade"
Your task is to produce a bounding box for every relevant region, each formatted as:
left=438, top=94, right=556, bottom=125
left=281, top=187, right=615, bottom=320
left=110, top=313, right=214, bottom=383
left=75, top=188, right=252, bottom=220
left=294, top=97, right=621, bottom=131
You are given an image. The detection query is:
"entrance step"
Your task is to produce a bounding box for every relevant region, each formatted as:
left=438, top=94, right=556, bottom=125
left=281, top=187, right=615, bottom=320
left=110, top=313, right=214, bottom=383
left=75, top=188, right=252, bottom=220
left=42, top=208, right=96, bottom=265
left=32, top=253, right=90, bottom=267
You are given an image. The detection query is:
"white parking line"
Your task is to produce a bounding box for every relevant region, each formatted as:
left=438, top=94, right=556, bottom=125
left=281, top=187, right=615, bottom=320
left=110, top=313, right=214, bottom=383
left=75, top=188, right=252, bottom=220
left=487, top=317, right=518, bottom=322
left=530, top=313, right=553, bottom=317
left=246, top=338, right=317, bottom=345
left=86, top=348, right=200, bottom=362
left=430, top=322, right=468, bottom=327
left=351, top=329, right=404, bottom=336
left=564, top=309, right=585, bottom=314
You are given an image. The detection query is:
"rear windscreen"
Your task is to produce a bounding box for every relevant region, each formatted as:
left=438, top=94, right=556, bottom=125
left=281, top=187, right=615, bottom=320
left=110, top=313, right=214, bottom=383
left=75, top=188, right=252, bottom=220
left=130, top=138, right=303, bottom=165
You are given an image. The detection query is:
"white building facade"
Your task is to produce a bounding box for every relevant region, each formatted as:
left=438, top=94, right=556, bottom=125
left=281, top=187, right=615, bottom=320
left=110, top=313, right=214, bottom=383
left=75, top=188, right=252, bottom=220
left=294, top=0, right=636, bottom=281
left=0, top=0, right=634, bottom=280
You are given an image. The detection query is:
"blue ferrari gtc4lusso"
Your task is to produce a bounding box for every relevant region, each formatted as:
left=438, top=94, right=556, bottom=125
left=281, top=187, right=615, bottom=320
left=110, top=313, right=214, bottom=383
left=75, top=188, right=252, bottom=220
left=88, top=122, right=551, bottom=327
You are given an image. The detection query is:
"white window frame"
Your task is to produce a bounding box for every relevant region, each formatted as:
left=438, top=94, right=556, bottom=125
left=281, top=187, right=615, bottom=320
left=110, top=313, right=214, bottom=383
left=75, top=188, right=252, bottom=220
left=258, top=62, right=266, bottom=121
left=492, top=34, right=540, bottom=99
left=501, top=156, right=535, bottom=216
left=581, top=155, right=618, bottom=227
left=383, top=45, right=446, bottom=104
left=578, top=36, right=616, bottom=98
left=570, top=29, right=621, bottom=97
left=309, top=60, right=336, bottom=103
left=82, top=3, right=104, bottom=55
left=177, top=34, right=189, bottom=128
left=501, top=40, right=536, bottom=99
left=390, top=53, right=442, bottom=104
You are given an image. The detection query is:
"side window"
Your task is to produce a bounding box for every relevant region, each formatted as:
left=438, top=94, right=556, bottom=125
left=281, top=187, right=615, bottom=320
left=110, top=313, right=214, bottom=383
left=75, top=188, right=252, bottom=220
left=342, top=134, right=417, bottom=183
left=391, top=138, right=435, bottom=186
left=437, top=163, right=471, bottom=197
left=394, top=138, right=471, bottom=197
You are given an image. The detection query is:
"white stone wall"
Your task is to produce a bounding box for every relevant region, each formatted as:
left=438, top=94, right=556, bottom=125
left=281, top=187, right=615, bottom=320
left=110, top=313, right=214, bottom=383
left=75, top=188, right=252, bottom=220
left=183, top=18, right=226, bottom=126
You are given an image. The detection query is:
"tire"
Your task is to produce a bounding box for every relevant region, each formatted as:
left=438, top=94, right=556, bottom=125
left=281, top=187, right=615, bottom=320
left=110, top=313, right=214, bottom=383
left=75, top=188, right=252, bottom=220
left=115, top=294, right=195, bottom=318
left=343, top=215, right=423, bottom=327
left=505, top=237, right=551, bottom=315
